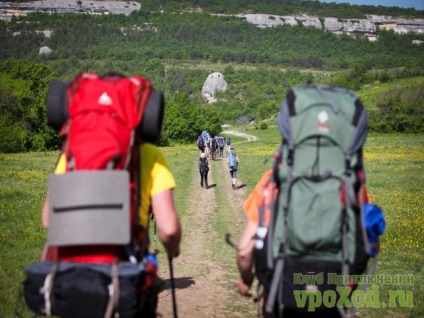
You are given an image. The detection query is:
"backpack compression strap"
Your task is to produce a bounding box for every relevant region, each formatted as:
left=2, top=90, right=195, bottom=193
left=265, top=144, right=294, bottom=316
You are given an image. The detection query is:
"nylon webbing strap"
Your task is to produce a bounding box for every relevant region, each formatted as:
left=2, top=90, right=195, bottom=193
left=341, top=215, right=349, bottom=281
left=267, top=147, right=283, bottom=269
left=104, top=262, right=120, bottom=318
left=265, top=258, right=284, bottom=314
left=342, top=165, right=354, bottom=318
left=341, top=180, right=349, bottom=283
left=361, top=257, right=378, bottom=292
left=344, top=157, right=358, bottom=210
left=315, top=84, right=339, bottom=114
left=341, top=205, right=351, bottom=318
left=337, top=307, right=348, bottom=318
left=124, top=130, right=135, bottom=169
left=358, top=185, right=371, bottom=255
left=42, top=262, right=59, bottom=316
left=265, top=147, right=294, bottom=314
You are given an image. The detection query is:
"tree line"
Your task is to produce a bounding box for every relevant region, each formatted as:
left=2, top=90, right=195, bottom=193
left=1, top=57, right=422, bottom=153
left=2, top=10, right=423, bottom=71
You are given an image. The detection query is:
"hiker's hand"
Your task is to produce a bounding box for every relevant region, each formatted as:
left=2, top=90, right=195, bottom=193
left=234, top=280, right=252, bottom=298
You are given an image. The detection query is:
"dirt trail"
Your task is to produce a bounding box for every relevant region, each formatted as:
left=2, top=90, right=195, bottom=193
left=157, top=160, right=233, bottom=317
left=222, top=130, right=258, bottom=142
left=157, top=132, right=258, bottom=318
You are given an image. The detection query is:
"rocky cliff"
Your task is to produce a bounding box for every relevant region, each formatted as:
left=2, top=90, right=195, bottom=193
left=1, top=0, right=423, bottom=40
left=237, top=13, right=424, bottom=40
left=0, top=0, right=140, bottom=20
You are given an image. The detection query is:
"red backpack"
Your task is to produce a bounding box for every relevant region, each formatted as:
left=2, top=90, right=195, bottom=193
left=24, top=72, right=165, bottom=318
left=48, top=72, right=163, bottom=262
left=64, top=72, right=151, bottom=170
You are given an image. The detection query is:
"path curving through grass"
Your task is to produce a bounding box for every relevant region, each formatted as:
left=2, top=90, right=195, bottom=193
left=156, top=131, right=259, bottom=317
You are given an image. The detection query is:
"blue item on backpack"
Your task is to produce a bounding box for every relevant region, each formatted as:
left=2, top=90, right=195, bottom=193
left=363, top=203, right=386, bottom=257
left=228, top=150, right=236, bottom=168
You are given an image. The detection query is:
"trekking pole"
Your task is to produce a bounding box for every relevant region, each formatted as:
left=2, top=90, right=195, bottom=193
left=153, top=220, right=159, bottom=255
left=168, top=257, right=178, bottom=318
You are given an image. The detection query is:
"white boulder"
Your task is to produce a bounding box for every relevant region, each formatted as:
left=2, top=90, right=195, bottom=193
left=39, top=46, right=53, bottom=55
left=201, top=72, right=227, bottom=104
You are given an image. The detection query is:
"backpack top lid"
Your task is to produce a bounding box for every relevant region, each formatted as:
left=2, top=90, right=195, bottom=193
left=64, top=72, right=153, bottom=170
left=68, top=72, right=150, bottom=129
left=277, top=83, right=368, bottom=156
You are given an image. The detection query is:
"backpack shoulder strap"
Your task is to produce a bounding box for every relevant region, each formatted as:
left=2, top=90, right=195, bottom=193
left=128, top=142, right=146, bottom=260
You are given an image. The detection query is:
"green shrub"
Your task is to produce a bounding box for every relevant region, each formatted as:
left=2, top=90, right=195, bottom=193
left=368, top=84, right=424, bottom=133
left=260, top=122, right=268, bottom=130
left=0, top=115, right=27, bottom=153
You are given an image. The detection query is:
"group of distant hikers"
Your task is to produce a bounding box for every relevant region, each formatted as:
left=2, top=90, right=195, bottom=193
left=23, top=72, right=386, bottom=318
left=197, top=130, right=228, bottom=160
left=197, top=131, right=239, bottom=190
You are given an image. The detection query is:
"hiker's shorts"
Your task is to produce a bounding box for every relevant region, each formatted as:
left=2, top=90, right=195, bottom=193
left=230, top=167, right=237, bottom=178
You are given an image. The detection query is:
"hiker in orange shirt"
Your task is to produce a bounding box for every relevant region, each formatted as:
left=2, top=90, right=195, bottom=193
left=234, top=169, right=372, bottom=317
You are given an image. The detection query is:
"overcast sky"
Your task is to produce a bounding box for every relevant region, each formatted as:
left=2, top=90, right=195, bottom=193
left=318, top=0, right=424, bottom=10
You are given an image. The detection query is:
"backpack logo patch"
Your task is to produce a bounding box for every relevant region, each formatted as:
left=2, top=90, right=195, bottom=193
left=98, top=92, right=112, bottom=106
left=316, top=110, right=329, bottom=133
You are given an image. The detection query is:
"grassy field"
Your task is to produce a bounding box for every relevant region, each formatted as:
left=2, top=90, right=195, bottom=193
left=0, top=146, right=198, bottom=318
left=0, top=131, right=423, bottom=317
left=357, top=77, right=424, bottom=111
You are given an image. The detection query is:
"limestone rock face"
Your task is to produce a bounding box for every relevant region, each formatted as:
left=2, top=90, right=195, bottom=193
left=344, top=19, right=375, bottom=34
left=237, top=14, right=300, bottom=28
left=0, top=0, right=140, bottom=18
left=238, top=14, right=284, bottom=28
left=296, top=15, right=322, bottom=29
left=324, top=17, right=344, bottom=34
left=201, top=72, right=227, bottom=104
left=236, top=13, right=424, bottom=37
left=39, top=46, right=53, bottom=55
left=281, top=16, right=298, bottom=26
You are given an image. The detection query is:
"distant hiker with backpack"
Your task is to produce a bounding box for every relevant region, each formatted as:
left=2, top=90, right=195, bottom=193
left=227, top=147, right=239, bottom=189
left=26, top=72, right=182, bottom=318
left=205, top=133, right=211, bottom=158
left=233, top=83, right=385, bottom=318
left=226, top=136, right=231, bottom=151
left=202, top=129, right=208, bottom=142
left=197, top=134, right=205, bottom=153
left=218, top=136, right=225, bottom=157
left=198, top=152, right=209, bottom=188
left=210, top=136, right=218, bottom=160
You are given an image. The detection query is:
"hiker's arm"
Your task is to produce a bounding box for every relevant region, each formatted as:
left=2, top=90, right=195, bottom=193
left=235, top=220, right=256, bottom=297
left=42, top=153, right=66, bottom=228
left=41, top=197, right=49, bottom=228
left=152, top=189, right=182, bottom=258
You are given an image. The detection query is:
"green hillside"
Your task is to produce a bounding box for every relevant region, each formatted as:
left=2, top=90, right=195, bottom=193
left=0, top=1, right=423, bottom=152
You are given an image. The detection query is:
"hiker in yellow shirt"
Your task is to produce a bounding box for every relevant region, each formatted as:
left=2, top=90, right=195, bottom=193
left=42, top=142, right=181, bottom=259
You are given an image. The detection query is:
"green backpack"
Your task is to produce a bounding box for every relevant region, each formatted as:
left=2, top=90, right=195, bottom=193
left=255, top=83, right=373, bottom=317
